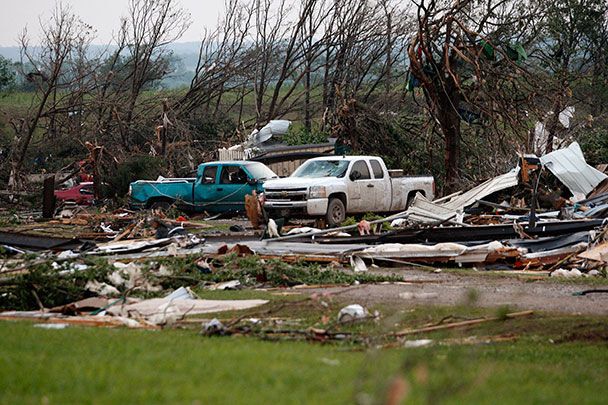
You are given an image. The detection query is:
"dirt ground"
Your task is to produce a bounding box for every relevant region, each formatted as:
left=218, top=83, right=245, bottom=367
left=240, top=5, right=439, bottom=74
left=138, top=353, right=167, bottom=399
left=308, top=269, right=608, bottom=315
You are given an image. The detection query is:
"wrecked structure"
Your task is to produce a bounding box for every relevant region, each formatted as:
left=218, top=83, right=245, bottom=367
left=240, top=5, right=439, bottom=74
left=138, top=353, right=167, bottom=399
left=0, top=142, right=607, bottom=333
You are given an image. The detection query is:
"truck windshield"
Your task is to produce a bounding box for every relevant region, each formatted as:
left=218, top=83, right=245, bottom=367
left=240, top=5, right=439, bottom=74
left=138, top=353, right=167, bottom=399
left=246, top=163, right=279, bottom=180
left=291, top=160, right=349, bottom=178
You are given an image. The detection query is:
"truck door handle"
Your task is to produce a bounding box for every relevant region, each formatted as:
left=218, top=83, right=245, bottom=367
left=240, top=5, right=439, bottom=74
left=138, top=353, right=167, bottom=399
left=367, top=184, right=374, bottom=188
left=217, top=188, right=223, bottom=191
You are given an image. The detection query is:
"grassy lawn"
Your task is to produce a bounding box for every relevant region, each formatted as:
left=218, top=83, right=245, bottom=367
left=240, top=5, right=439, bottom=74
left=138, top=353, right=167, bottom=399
left=0, top=318, right=607, bottom=405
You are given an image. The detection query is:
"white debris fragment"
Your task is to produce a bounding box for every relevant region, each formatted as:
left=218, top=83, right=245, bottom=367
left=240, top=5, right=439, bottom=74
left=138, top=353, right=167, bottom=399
left=100, top=222, right=116, bottom=234
left=399, top=292, right=439, bottom=300
left=337, top=304, right=369, bottom=323
left=207, top=280, right=241, bottom=290
left=286, top=227, right=320, bottom=235
left=550, top=268, right=583, bottom=278
left=325, top=231, right=351, bottom=237
left=34, top=323, right=69, bottom=330
left=202, top=318, right=225, bottom=335
left=147, top=301, right=181, bottom=326
left=320, top=358, right=341, bottom=366
left=403, top=339, right=433, bottom=348
left=390, top=218, right=407, bottom=228
left=350, top=256, right=368, bottom=272
left=267, top=218, right=280, bottom=238
left=57, top=250, right=79, bottom=259
left=164, top=286, right=196, bottom=300
left=85, top=280, right=120, bottom=296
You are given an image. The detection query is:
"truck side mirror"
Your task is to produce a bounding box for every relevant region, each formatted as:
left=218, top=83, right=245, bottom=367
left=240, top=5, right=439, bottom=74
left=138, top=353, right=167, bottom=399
left=349, top=170, right=361, bottom=181
left=247, top=178, right=257, bottom=186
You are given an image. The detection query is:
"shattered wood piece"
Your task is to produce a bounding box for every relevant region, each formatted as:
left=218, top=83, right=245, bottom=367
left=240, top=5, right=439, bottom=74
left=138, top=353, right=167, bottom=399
left=164, top=219, right=211, bottom=229
left=75, top=232, right=115, bottom=240
left=126, top=219, right=146, bottom=239
left=245, top=193, right=261, bottom=229
left=49, top=297, right=110, bottom=315
left=578, top=242, right=608, bottom=263
left=42, top=176, right=56, bottom=219
left=394, top=310, right=534, bottom=336
left=113, top=221, right=137, bottom=241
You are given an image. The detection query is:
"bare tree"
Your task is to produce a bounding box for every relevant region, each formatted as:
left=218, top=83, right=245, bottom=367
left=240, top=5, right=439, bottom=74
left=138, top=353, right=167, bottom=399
left=7, top=4, right=96, bottom=190
left=533, top=0, right=608, bottom=153
left=91, top=0, right=191, bottom=151
left=407, top=0, right=542, bottom=190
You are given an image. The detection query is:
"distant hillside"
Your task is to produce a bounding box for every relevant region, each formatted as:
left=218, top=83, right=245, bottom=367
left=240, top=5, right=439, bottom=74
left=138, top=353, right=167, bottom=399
left=0, top=41, right=201, bottom=88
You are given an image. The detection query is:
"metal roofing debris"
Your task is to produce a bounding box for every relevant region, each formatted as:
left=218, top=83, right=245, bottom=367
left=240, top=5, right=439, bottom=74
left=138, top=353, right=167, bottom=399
left=540, top=142, right=607, bottom=201
left=507, top=231, right=591, bottom=253
left=0, top=231, right=88, bottom=251
left=406, top=168, right=520, bottom=223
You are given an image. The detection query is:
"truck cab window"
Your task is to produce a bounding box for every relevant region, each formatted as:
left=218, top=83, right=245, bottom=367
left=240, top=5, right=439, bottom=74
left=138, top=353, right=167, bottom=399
left=221, top=166, right=248, bottom=184
left=351, top=160, right=371, bottom=180
left=370, top=160, right=384, bottom=179
left=202, top=166, right=217, bottom=184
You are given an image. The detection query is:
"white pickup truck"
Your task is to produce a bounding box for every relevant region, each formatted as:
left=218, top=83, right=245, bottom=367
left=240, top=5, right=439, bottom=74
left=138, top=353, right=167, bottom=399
left=262, top=155, right=435, bottom=225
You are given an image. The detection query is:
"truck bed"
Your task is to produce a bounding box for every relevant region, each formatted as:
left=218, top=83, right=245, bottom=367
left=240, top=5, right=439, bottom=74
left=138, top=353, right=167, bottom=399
left=389, top=175, right=435, bottom=211
left=129, top=178, right=194, bottom=208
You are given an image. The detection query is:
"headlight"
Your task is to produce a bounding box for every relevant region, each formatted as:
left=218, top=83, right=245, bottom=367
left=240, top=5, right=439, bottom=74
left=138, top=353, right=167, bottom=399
left=309, top=186, right=327, bottom=199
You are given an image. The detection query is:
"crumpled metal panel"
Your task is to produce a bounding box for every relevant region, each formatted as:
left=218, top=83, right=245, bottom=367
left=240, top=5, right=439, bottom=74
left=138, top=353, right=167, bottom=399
left=406, top=168, right=520, bottom=223
left=540, top=142, right=607, bottom=200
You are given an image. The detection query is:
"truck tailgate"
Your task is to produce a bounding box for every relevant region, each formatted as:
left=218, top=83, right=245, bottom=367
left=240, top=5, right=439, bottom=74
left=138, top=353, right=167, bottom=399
left=389, top=176, right=434, bottom=211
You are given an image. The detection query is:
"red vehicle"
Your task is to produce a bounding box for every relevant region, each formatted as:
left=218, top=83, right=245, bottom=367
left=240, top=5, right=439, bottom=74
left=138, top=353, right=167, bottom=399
left=54, top=182, right=95, bottom=205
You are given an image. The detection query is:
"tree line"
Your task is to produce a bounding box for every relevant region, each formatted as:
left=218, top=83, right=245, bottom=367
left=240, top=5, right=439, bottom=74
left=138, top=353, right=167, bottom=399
left=0, top=0, right=607, bottom=194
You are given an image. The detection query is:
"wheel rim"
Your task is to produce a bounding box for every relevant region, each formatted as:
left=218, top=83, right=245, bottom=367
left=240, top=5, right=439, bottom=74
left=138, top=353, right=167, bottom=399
left=331, top=203, right=344, bottom=223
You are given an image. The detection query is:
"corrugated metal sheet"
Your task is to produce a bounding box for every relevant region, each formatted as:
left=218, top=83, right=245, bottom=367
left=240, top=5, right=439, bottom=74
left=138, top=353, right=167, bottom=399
left=540, top=142, right=607, bottom=200
left=441, top=168, right=520, bottom=211
left=406, top=168, right=520, bottom=223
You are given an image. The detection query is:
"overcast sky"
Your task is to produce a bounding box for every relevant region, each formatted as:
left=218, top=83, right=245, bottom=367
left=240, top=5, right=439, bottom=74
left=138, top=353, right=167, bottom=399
left=0, top=0, right=226, bottom=46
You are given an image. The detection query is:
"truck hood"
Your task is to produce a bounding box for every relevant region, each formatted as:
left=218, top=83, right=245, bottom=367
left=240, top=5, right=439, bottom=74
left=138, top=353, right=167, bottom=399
left=263, top=177, right=341, bottom=190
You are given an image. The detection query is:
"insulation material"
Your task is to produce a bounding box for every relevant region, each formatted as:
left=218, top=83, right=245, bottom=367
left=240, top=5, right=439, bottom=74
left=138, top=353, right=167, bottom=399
left=353, top=241, right=509, bottom=263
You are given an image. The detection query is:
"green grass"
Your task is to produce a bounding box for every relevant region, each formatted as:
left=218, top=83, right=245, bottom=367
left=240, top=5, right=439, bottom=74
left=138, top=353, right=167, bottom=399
left=0, top=91, right=36, bottom=109
left=0, top=320, right=607, bottom=404
left=0, top=321, right=370, bottom=405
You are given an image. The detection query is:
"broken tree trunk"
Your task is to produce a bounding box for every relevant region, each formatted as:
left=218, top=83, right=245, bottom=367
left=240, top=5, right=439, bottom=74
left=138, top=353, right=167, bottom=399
left=435, top=80, right=462, bottom=193
left=42, top=176, right=56, bottom=219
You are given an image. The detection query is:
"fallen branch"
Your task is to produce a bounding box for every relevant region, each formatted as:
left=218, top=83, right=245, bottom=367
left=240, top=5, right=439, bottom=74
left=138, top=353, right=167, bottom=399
left=394, top=310, right=534, bottom=336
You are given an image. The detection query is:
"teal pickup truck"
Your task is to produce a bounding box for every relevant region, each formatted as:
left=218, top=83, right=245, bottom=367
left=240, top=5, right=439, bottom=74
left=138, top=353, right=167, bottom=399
left=129, top=161, right=278, bottom=213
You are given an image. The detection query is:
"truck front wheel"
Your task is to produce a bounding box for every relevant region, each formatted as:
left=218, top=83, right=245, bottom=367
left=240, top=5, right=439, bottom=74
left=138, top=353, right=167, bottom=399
left=326, top=198, right=346, bottom=227
left=150, top=201, right=172, bottom=211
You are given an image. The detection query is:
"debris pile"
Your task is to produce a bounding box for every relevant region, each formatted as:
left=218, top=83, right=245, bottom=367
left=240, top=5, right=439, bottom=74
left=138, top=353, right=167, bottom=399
left=264, top=142, right=608, bottom=276
left=0, top=142, right=607, bottom=334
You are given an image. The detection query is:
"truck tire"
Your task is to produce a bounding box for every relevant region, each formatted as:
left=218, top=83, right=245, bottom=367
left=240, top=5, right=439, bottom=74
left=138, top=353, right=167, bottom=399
left=150, top=201, right=172, bottom=211
left=326, top=197, right=346, bottom=227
